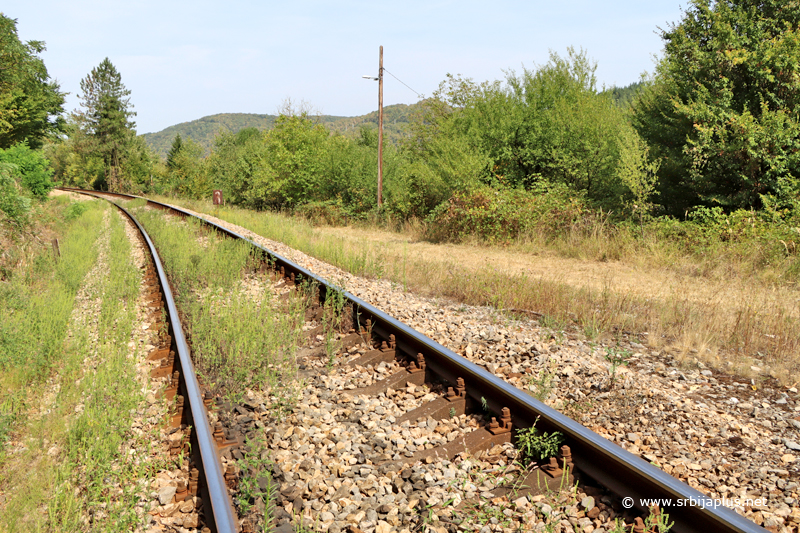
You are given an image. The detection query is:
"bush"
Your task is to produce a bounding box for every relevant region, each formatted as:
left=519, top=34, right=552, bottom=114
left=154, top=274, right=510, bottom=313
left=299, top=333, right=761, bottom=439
left=425, top=183, right=588, bottom=243
left=64, top=202, right=89, bottom=221
left=0, top=162, right=31, bottom=227
left=0, top=143, right=54, bottom=198
left=294, top=200, right=350, bottom=225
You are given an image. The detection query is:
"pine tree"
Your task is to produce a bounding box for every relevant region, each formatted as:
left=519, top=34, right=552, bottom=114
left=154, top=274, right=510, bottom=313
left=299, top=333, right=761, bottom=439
left=166, top=133, right=183, bottom=169
left=76, top=58, right=136, bottom=190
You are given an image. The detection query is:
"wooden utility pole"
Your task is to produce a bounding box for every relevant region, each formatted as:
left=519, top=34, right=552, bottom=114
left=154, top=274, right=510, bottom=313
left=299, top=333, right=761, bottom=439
left=377, top=45, right=384, bottom=208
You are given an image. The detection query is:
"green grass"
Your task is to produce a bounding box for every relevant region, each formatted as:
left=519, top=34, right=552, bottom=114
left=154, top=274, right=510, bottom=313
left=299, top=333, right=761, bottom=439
left=0, top=200, right=104, bottom=458
left=0, top=200, right=162, bottom=531
left=133, top=207, right=305, bottom=392
left=51, top=207, right=151, bottom=531
left=153, top=195, right=385, bottom=278
left=148, top=194, right=800, bottom=382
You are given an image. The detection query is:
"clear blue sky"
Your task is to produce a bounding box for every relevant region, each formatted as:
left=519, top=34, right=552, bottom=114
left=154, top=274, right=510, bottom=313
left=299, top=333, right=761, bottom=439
left=6, top=1, right=686, bottom=135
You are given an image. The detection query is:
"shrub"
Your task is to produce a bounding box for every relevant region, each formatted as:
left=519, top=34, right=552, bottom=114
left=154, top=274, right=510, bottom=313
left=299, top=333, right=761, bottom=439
left=425, top=183, right=588, bottom=243
left=0, top=162, right=31, bottom=227
left=0, top=143, right=54, bottom=198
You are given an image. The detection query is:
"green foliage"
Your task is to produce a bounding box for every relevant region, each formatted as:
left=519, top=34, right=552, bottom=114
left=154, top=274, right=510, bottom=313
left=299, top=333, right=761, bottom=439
left=515, top=419, right=564, bottom=465
left=205, top=127, right=268, bottom=205
left=235, top=437, right=277, bottom=523
left=605, top=81, right=646, bottom=109
left=141, top=105, right=417, bottom=158
left=164, top=136, right=208, bottom=198
left=144, top=113, right=278, bottom=158
left=426, top=183, right=589, bottom=243
left=253, top=113, right=331, bottom=208
left=166, top=133, right=183, bottom=169
left=527, top=360, right=558, bottom=402
left=72, top=58, right=139, bottom=192
left=0, top=142, right=54, bottom=198
left=211, top=112, right=388, bottom=218
left=0, top=142, right=54, bottom=228
left=0, top=202, right=101, bottom=383
left=397, top=105, right=490, bottom=218
left=0, top=161, right=30, bottom=227
left=63, top=201, right=89, bottom=221
left=134, top=209, right=304, bottom=390
left=0, top=15, right=65, bottom=149
left=632, top=0, right=800, bottom=212
left=412, top=49, right=651, bottom=210
left=604, top=345, right=632, bottom=388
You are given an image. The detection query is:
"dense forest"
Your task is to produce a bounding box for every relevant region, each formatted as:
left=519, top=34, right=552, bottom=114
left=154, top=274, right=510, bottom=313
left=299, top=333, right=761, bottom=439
left=4, top=0, right=800, bottom=266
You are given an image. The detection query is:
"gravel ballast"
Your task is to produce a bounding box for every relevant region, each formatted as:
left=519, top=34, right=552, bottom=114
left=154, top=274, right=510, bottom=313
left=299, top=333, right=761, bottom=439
left=165, top=204, right=800, bottom=532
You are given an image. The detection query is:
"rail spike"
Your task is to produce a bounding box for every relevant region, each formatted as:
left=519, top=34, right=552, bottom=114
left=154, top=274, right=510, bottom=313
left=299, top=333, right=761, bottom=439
left=446, top=376, right=466, bottom=400
left=409, top=353, right=426, bottom=374
left=488, top=407, right=513, bottom=435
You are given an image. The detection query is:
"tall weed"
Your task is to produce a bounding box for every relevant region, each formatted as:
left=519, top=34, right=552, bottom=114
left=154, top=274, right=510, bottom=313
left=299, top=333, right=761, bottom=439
left=134, top=208, right=304, bottom=391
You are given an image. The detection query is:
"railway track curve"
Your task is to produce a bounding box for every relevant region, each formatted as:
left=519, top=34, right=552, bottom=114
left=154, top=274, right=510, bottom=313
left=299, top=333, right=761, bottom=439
left=59, top=188, right=765, bottom=533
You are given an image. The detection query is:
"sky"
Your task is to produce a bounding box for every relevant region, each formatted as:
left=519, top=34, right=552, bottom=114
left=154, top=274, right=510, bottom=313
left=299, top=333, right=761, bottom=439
left=7, top=1, right=687, bottom=135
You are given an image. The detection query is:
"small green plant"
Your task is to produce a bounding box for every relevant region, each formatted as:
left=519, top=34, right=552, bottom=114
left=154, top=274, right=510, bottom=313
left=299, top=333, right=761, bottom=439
left=527, top=360, right=557, bottom=401
left=645, top=508, right=674, bottom=532
left=480, top=396, right=489, bottom=413
left=458, top=496, right=514, bottom=530
left=608, top=518, right=629, bottom=533
left=563, top=398, right=594, bottom=418
left=64, top=201, right=89, bottom=221
left=516, top=418, right=564, bottom=466
left=268, top=381, right=305, bottom=421
left=236, top=437, right=277, bottom=526
left=539, top=313, right=567, bottom=336
left=322, top=281, right=348, bottom=369
left=449, top=407, right=457, bottom=419
left=582, top=312, right=602, bottom=340
left=605, top=344, right=632, bottom=388
left=292, top=511, right=320, bottom=533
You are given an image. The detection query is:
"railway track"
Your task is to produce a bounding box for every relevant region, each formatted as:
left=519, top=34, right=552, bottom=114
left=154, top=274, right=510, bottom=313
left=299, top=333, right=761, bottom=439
left=61, top=188, right=765, bottom=533
left=62, top=190, right=239, bottom=532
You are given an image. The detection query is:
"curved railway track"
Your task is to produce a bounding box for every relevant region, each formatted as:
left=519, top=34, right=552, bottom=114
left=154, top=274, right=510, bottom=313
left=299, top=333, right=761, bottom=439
left=60, top=188, right=765, bottom=533
left=63, top=190, right=239, bottom=532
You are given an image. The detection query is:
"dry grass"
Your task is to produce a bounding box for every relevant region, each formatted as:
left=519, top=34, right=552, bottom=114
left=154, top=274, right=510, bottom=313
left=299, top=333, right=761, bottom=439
left=154, top=196, right=800, bottom=384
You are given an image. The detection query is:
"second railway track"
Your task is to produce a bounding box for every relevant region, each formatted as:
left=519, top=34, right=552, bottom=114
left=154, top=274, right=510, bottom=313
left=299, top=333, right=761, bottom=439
left=62, top=188, right=777, bottom=533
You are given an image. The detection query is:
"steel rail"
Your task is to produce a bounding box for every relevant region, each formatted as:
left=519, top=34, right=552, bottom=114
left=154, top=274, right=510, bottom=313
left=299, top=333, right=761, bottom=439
left=59, top=189, right=237, bottom=533
left=57, top=188, right=765, bottom=533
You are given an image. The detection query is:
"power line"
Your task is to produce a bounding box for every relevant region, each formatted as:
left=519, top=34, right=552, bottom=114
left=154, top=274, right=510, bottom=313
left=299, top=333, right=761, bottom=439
left=383, top=69, right=422, bottom=98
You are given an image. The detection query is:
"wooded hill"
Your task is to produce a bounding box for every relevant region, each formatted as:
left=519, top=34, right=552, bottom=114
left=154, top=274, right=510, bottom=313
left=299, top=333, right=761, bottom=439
left=143, top=103, right=419, bottom=158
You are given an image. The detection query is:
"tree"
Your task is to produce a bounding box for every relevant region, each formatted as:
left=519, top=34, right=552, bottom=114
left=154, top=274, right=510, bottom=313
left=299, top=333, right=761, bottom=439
left=409, top=49, right=653, bottom=210
left=205, top=128, right=267, bottom=205
left=632, top=0, right=800, bottom=213
left=166, top=133, right=183, bottom=169
left=75, top=58, right=137, bottom=191
left=0, top=14, right=65, bottom=149
left=249, top=113, right=330, bottom=209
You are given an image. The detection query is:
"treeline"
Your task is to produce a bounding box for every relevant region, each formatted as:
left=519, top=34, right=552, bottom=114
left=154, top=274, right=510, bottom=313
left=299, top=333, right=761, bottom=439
left=137, top=1, right=800, bottom=238
left=100, top=49, right=659, bottom=223
left=144, top=113, right=277, bottom=158
left=142, top=104, right=417, bottom=158
left=5, top=1, right=800, bottom=261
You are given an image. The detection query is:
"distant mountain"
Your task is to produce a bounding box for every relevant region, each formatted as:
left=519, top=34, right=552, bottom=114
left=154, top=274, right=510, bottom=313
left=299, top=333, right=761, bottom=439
left=143, top=113, right=277, bottom=158
left=143, top=103, right=420, bottom=158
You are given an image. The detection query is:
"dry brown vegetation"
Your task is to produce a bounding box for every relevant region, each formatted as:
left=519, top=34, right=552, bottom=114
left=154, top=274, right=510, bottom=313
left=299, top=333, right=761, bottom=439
left=156, top=196, right=800, bottom=384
